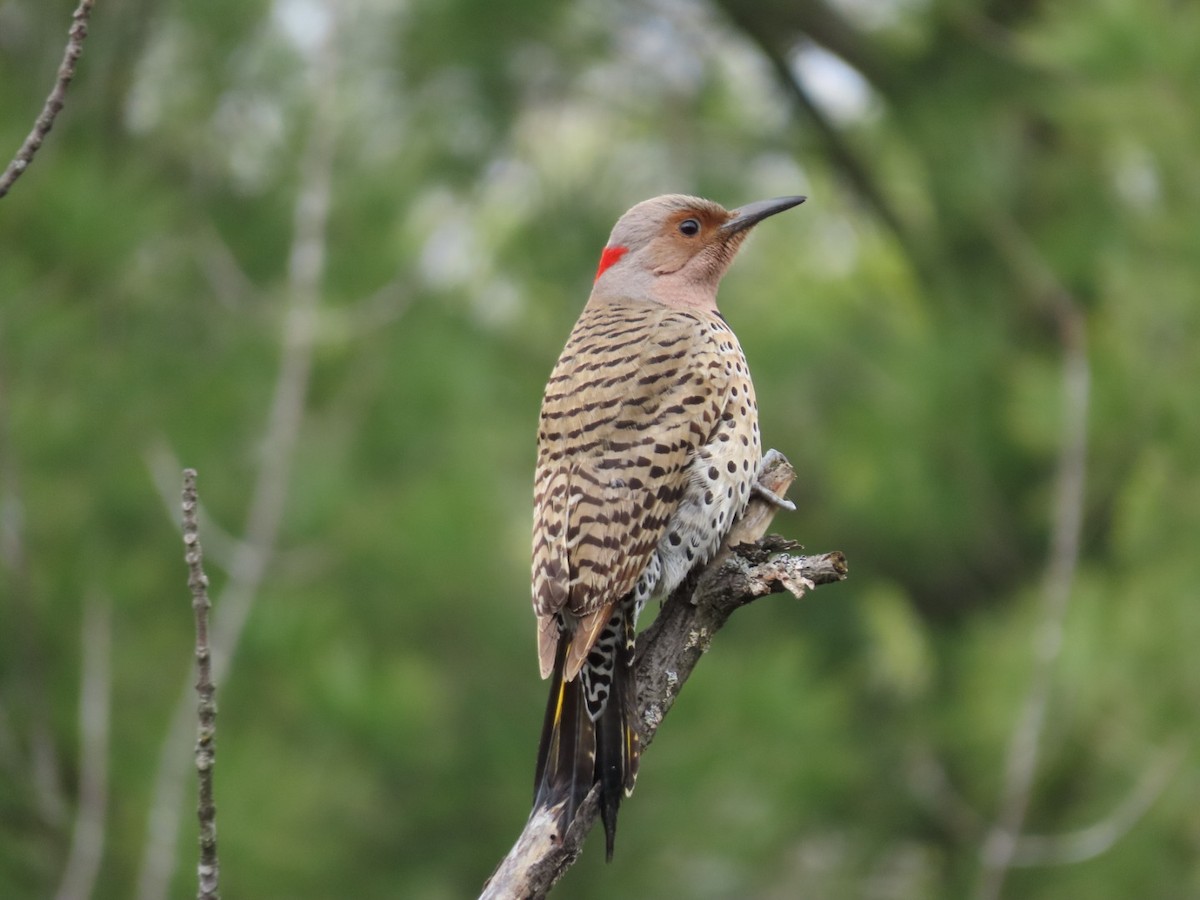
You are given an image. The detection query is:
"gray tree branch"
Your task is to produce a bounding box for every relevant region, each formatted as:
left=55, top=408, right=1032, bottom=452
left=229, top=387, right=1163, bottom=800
left=712, top=0, right=932, bottom=285
left=182, top=470, right=219, bottom=900
left=0, top=0, right=96, bottom=199
left=481, top=450, right=848, bottom=900
left=135, top=19, right=343, bottom=899
left=717, top=0, right=893, bottom=95
left=974, top=219, right=1091, bottom=900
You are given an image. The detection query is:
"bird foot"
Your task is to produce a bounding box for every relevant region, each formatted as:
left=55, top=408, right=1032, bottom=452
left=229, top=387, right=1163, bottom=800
left=752, top=480, right=795, bottom=511
left=753, top=448, right=796, bottom=511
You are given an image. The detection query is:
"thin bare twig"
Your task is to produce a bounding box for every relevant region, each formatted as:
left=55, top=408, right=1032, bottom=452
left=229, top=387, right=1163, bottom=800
left=135, top=19, right=342, bottom=899
left=1010, top=742, right=1187, bottom=867
left=182, top=470, right=219, bottom=900
left=908, top=737, right=1183, bottom=870
left=144, top=440, right=242, bottom=569
left=54, top=594, right=112, bottom=900
left=758, top=41, right=915, bottom=261
left=145, top=438, right=329, bottom=581
left=196, top=223, right=259, bottom=309
left=0, top=0, right=96, bottom=199
left=710, top=0, right=936, bottom=286
left=906, top=747, right=985, bottom=843
left=975, top=219, right=1091, bottom=900
left=480, top=451, right=848, bottom=899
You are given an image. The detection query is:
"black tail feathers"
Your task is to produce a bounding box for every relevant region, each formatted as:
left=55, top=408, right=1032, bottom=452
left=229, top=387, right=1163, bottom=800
left=532, top=626, right=639, bottom=861
left=532, top=637, right=594, bottom=835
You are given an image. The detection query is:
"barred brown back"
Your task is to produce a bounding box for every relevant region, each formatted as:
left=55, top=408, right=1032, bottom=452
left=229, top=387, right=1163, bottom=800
left=531, top=294, right=760, bottom=679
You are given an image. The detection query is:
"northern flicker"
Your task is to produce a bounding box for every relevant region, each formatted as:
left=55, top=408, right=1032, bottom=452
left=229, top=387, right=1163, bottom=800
left=530, top=193, right=805, bottom=859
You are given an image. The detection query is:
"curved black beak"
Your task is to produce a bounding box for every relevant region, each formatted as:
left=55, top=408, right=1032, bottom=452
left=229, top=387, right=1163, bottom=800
left=722, top=195, right=807, bottom=235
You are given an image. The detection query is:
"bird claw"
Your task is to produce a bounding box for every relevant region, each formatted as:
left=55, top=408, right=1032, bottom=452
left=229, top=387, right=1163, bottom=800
left=752, top=480, right=796, bottom=511
left=752, top=448, right=797, bottom=511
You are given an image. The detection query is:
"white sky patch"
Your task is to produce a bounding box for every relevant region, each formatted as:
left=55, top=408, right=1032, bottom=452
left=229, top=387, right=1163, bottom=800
left=1112, top=143, right=1160, bottom=211
left=124, top=21, right=190, bottom=135
left=409, top=185, right=523, bottom=329
left=418, top=212, right=481, bottom=291
left=790, top=41, right=876, bottom=126
left=271, top=0, right=333, bottom=56
left=212, top=91, right=287, bottom=190
left=618, top=13, right=706, bottom=95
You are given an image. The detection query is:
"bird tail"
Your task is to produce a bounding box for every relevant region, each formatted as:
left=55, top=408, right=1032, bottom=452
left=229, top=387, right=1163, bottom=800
left=533, top=610, right=640, bottom=861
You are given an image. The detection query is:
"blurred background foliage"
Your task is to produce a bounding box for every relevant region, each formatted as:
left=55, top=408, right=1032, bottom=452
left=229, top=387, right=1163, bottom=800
left=1, top=0, right=1197, bottom=897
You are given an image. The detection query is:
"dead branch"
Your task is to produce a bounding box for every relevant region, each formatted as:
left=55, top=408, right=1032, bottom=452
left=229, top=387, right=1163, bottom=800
left=182, top=470, right=220, bottom=900
left=974, top=219, right=1091, bottom=900
left=0, top=0, right=96, bottom=199
left=481, top=450, right=848, bottom=900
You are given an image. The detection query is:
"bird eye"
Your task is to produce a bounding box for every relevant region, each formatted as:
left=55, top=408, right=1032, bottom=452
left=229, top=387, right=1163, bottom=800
left=678, top=218, right=701, bottom=237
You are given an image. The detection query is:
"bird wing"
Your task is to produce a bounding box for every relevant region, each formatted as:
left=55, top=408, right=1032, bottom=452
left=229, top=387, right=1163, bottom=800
left=532, top=300, right=726, bottom=678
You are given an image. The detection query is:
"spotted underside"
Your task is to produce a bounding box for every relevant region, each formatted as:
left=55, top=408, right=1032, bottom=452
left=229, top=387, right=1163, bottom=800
left=531, top=295, right=761, bottom=683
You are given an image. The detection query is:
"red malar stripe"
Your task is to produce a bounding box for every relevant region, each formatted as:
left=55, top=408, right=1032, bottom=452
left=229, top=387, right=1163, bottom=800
left=594, top=245, right=628, bottom=281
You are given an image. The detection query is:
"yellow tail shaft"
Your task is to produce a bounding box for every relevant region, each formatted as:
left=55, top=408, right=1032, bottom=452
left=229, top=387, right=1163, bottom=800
left=532, top=624, right=639, bottom=860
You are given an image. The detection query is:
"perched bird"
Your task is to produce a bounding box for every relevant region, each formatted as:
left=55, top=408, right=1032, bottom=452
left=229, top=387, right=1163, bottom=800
left=530, top=193, right=805, bottom=859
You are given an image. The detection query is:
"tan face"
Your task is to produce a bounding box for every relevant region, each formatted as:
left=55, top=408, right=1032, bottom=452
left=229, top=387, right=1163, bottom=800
left=594, top=194, right=803, bottom=305
left=645, top=206, right=743, bottom=280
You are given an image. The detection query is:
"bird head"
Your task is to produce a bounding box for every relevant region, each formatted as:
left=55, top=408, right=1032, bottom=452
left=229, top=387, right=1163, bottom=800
left=591, top=193, right=806, bottom=310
